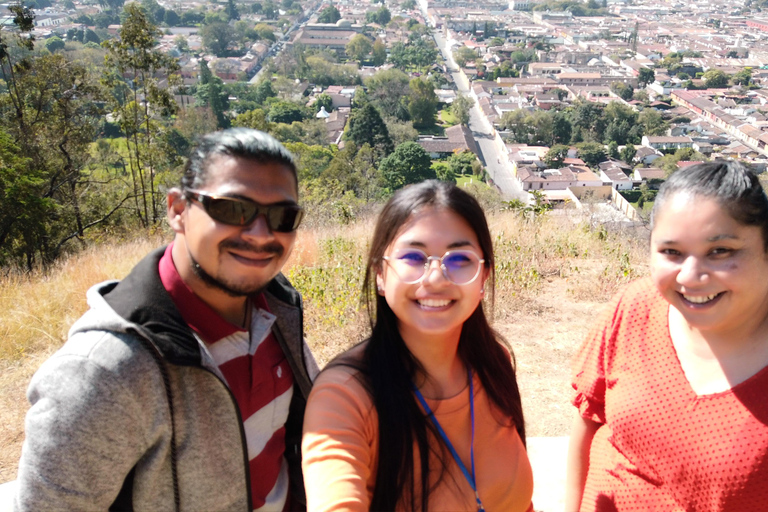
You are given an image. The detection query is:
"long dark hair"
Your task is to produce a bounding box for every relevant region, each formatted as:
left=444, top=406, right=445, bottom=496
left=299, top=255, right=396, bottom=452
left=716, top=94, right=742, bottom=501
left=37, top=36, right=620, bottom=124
left=332, top=180, right=526, bottom=511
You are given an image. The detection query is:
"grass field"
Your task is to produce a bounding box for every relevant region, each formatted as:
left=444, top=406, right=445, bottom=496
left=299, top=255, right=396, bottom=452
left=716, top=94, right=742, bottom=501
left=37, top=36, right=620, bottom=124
left=0, top=206, right=649, bottom=482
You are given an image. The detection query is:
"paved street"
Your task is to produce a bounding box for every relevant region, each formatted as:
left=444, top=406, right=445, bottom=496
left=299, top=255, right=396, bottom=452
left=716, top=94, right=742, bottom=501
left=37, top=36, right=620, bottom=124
left=432, top=31, right=527, bottom=201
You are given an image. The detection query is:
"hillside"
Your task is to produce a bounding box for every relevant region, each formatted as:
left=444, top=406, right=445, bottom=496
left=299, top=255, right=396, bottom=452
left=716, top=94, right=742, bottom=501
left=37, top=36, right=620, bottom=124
left=0, top=207, right=649, bottom=483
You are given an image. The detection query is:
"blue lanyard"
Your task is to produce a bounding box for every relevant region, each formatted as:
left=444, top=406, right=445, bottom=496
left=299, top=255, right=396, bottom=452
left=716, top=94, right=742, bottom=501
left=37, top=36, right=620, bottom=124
left=412, top=367, right=485, bottom=512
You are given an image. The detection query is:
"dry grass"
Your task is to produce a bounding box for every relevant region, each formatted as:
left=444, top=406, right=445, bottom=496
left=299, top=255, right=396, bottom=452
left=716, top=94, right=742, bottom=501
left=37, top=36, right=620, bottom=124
left=0, top=208, right=649, bottom=482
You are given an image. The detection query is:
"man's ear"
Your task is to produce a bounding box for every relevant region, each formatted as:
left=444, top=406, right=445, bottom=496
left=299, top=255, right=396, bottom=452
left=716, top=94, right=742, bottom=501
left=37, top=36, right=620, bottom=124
left=167, top=188, right=187, bottom=234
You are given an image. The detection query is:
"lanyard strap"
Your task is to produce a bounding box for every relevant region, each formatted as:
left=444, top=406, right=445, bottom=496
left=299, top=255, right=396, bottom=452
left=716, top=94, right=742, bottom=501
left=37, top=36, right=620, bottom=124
left=412, top=368, right=485, bottom=512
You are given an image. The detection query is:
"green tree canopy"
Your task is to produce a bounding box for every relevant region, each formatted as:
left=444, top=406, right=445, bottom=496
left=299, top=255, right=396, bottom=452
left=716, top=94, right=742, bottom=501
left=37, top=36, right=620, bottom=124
left=620, top=143, right=637, bottom=164
left=379, top=141, right=435, bottom=190
left=318, top=5, right=341, bottom=23
left=450, top=94, right=474, bottom=126
left=365, top=67, right=411, bottom=120
left=202, top=22, right=235, bottom=57
left=346, top=34, right=373, bottom=64
left=702, top=69, right=730, bottom=88
left=346, top=103, right=394, bottom=158
left=638, top=67, right=655, bottom=87
left=453, top=46, right=478, bottom=68
left=576, top=142, right=607, bottom=167
left=268, top=100, right=307, bottom=124
left=543, top=144, right=569, bottom=168
left=44, top=36, right=65, bottom=53
left=365, top=5, right=391, bottom=25
left=372, top=38, right=387, bottom=66
left=408, top=78, right=438, bottom=128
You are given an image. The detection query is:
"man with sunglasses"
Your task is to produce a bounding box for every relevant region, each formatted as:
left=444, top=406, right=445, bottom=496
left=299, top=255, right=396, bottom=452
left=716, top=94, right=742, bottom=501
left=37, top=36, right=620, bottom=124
left=14, top=129, right=319, bottom=511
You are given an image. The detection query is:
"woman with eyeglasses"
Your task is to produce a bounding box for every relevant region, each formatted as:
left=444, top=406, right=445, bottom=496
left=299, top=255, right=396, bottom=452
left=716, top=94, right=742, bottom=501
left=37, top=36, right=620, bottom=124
left=301, top=181, right=533, bottom=511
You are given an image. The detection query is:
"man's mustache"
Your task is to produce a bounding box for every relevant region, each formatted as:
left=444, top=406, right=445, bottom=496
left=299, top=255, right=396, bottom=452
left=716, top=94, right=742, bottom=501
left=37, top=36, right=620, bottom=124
left=219, top=239, right=285, bottom=257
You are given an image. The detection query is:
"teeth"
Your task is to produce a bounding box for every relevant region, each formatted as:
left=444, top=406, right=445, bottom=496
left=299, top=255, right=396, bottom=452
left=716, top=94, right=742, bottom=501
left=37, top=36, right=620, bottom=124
left=683, top=293, right=719, bottom=304
left=418, top=299, right=451, bottom=308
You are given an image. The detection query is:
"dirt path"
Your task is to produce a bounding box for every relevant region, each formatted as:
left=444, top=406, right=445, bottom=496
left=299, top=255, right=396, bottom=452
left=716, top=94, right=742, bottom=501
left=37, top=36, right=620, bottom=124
left=499, top=276, right=606, bottom=437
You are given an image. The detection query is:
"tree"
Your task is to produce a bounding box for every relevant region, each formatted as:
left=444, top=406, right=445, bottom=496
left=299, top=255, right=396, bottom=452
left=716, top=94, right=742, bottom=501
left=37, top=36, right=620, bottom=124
left=372, top=38, right=387, bottom=66
left=576, top=142, right=607, bottom=167
left=317, top=5, right=340, bottom=23
left=225, top=0, right=240, bottom=20
left=202, top=22, right=235, bottom=57
left=314, top=93, right=333, bottom=112
left=164, top=9, right=180, bottom=26
left=379, top=142, right=435, bottom=190
left=346, top=34, right=373, bottom=64
left=233, top=108, right=271, bottom=132
left=268, top=100, right=307, bottom=123
left=448, top=150, right=479, bottom=176
left=254, top=78, right=277, bottom=104
left=702, top=69, right=729, bottom=88
left=638, top=109, right=668, bottom=136
left=103, top=3, right=180, bottom=227
left=408, top=78, right=438, bottom=128
left=254, top=23, right=276, bottom=42
left=571, top=101, right=606, bottom=142
left=552, top=111, right=572, bottom=145
left=543, top=144, right=569, bottom=168
left=620, top=144, right=637, bottom=164
left=196, top=60, right=229, bottom=128
left=610, top=81, right=634, bottom=101
left=731, top=68, right=753, bottom=86
left=346, top=103, right=394, bottom=158
left=174, top=34, right=189, bottom=53
left=450, top=94, right=474, bottom=126
left=433, top=162, right=456, bottom=183
left=1, top=5, right=121, bottom=267
left=366, top=5, right=391, bottom=25
left=44, top=36, right=65, bottom=53
left=365, top=68, right=410, bottom=120
left=637, top=68, right=655, bottom=88
left=453, top=46, right=478, bottom=68
left=608, top=140, right=620, bottom=159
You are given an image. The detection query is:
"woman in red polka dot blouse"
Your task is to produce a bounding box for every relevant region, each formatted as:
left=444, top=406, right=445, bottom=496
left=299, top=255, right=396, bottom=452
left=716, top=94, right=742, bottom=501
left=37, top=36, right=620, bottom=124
left=566, top=160, right=768, bottom=511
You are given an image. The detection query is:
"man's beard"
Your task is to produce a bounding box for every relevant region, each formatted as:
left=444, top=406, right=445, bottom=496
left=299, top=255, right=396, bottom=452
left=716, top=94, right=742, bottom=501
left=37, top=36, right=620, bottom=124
left=188, top=239, right=284, bottom=297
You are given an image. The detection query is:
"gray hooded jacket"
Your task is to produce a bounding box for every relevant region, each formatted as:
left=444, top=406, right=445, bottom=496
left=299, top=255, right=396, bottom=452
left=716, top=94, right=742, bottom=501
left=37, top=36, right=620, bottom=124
left=14, top=247, right=318, bottom=511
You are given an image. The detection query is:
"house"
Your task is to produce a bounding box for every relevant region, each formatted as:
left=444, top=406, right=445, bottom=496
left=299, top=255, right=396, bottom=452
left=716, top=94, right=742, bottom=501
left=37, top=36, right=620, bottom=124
left=324, top=108, right=350, bottom=145
left=633, top=146, right=662, bottom=165
left=634, top=167, right=665, bottom=183
left=516, top=165, right=601, bottom=191
left=417, top=124, right=480, bottom=158
left=599, top=166, right=633, bottom=190
left=641, top=136, right=693, bottom=151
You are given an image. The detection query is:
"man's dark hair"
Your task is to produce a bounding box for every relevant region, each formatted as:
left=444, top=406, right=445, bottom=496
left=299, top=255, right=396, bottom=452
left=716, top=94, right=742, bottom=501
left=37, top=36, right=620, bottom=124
left=651, top=160, right=768, bottom=250
left=181, top=128, right=298, bottom=192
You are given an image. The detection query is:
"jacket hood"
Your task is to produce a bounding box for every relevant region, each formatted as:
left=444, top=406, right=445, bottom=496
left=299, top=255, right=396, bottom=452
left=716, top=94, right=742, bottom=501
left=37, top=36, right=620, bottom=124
left=70, top=246, right=304, bottom=368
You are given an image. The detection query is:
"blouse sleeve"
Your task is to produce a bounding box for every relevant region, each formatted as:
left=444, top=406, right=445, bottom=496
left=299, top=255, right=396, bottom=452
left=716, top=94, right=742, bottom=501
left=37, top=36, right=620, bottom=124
left=302, top=367, right=377, bottom=512
left=571, top=283, right=634, bottom=424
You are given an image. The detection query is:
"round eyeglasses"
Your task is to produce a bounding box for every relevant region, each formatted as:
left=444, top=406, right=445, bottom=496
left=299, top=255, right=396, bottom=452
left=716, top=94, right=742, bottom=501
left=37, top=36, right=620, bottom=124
left=382, top=248, right=485, bottom=285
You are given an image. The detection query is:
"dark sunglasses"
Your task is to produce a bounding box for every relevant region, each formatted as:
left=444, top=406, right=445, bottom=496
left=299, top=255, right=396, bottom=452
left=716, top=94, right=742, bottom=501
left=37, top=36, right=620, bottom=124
left=184, top=191, right=304, bottom=233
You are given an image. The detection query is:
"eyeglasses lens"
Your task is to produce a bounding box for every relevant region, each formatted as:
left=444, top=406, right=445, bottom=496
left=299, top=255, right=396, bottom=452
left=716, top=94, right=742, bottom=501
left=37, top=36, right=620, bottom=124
left=391, top=250, right=481, bottom=284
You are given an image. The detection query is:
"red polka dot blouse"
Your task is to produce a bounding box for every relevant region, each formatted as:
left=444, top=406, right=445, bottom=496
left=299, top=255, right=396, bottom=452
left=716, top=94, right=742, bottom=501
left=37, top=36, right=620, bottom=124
left=572, top=278, right=768, bottom=511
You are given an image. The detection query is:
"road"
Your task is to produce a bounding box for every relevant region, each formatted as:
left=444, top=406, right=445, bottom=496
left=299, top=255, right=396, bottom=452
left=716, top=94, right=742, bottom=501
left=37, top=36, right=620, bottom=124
left=432, top=29, right=527, bottom=201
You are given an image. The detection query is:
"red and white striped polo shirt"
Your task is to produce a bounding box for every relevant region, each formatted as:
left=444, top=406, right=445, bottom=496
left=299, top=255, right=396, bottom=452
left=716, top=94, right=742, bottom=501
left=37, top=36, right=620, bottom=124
left=159, top=244, right=294, bottom=511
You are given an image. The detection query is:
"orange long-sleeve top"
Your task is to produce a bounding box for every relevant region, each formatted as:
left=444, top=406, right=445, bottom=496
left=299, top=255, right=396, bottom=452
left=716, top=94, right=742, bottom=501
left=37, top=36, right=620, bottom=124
left=302, top=365, right=534, bottom=512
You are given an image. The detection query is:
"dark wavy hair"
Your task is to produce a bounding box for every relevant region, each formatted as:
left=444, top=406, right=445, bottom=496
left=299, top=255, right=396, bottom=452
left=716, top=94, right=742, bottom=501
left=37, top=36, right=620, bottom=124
left=180, top=128, right=297, bottom=192
left=651, top=160, right=768, bottom=250
left=330, top=180, right=526, bottom=511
